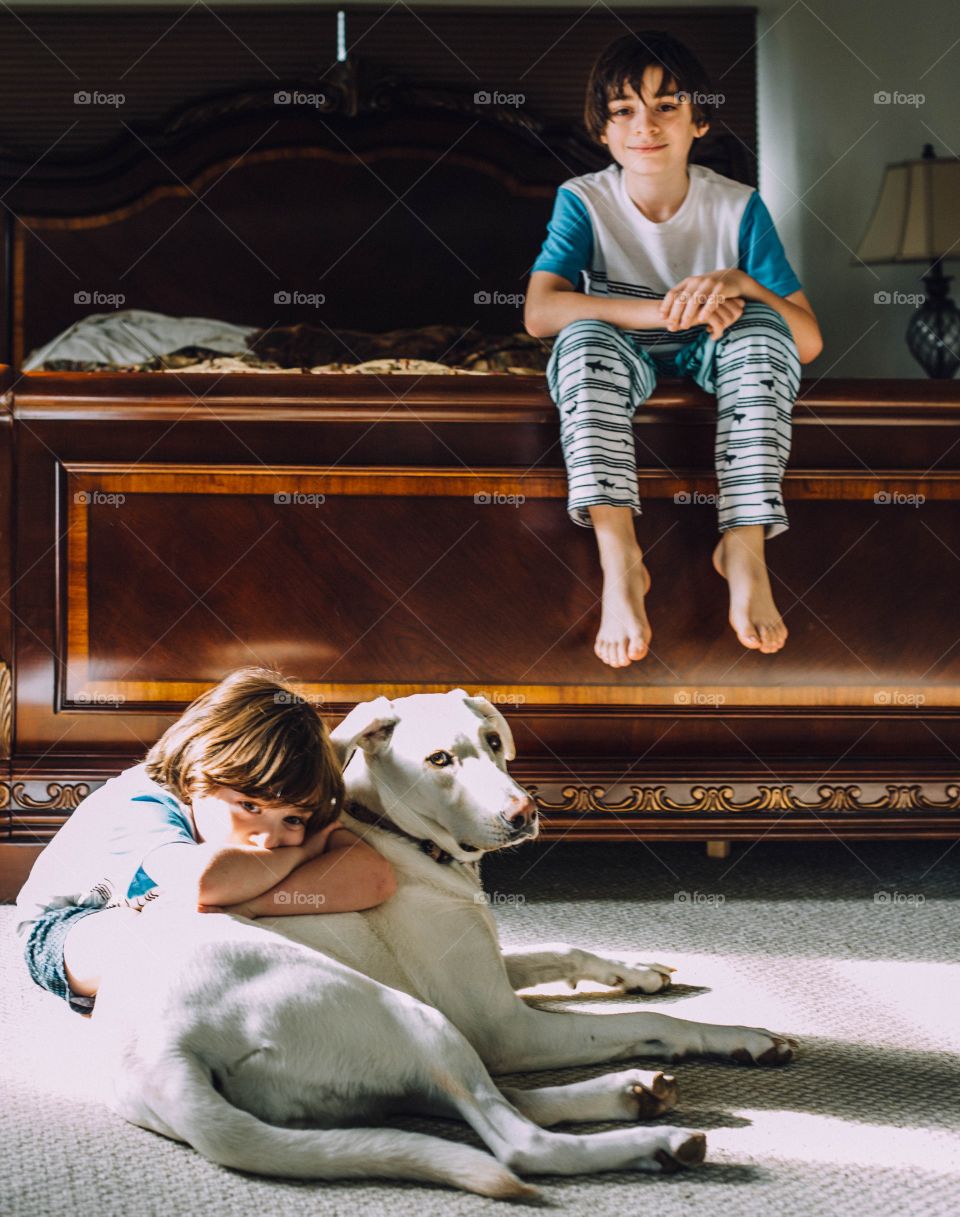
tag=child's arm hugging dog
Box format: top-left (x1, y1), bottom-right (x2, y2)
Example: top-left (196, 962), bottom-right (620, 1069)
top-left (15, 667), bottom-right (396, 1015)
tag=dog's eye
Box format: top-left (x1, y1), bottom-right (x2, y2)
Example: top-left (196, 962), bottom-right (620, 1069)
top-left (427, 751), bottom-right (454, 768)
top-left (487, 733), bottom-right (502, 753)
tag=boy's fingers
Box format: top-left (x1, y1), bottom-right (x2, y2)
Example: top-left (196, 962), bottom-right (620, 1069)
top-left (678, 302), bottom-right (700, 329)
top-left (708, 299), bottom-right (743, 338)
top-left (677, 291), bottom-right (702, 328)
top-left (693, 297), bottom-right (720, 326)
top-left (663, 280), bottom-right (694, 326)
top-left (671, 288), bottom-right (695, 324)
top-left (680, 281), bottom-right (715, 329)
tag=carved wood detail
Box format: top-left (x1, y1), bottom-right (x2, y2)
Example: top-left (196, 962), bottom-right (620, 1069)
top-left (9, 782), bottom-right (92, 811)
top-left (0, 662), bottom-right (10, 759)
top-left (527, 782), bottom-right (960, 815)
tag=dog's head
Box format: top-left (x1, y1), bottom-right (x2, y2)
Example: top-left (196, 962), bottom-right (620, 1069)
top-left (330, 689), bottom-right (538, 860)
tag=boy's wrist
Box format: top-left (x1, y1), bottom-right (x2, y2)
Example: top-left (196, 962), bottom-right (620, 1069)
top-left (626, 298), bottom-right (675, 330)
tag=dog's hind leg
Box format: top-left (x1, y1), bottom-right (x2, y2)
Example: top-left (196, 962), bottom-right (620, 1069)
top-left (499, 1069), bottom-right (678, 1124)
top-left (220, 978), bottom-right (707, 1181)
top-left (126, 1048), bottom-right (535, 1199)
top-left (429, 1064), bottom-right (705, 1178)
top-left (376, 1003), bottom-right (706, 1177)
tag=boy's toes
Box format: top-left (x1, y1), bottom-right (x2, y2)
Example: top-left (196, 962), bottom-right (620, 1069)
top-left (759, 622), bottom-right (786, 653)
top-left (596, 635), bottom-right (630, 668)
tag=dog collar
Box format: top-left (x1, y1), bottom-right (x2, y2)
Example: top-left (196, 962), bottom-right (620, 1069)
top-left (344, 798), bottom-right (459, 866)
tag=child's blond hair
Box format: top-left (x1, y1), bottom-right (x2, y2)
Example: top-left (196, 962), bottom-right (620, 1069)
top-left (145, 667), bottom-right (343, 833)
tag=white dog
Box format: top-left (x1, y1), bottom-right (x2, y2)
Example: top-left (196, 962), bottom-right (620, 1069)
top-left (91, 690), bottom-right (797, 1198)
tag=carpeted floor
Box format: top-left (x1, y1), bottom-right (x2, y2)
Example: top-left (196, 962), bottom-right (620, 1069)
top-left (3, 838), bottom-right (959, 1216)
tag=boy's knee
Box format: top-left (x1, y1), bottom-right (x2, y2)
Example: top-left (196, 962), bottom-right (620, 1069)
top-left (552, 317), bottom-right (624, 354)
top-left (557, 317), bottom-right (621, 339)
top-left (734, 300), bottom-right (796, 345)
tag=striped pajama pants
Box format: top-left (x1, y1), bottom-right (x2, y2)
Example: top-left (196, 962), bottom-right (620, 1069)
top-left (546, 301), bottom-right (802, 538)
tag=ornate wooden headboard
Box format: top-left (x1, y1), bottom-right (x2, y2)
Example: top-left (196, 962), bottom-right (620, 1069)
top-left (2, 51), bottom-right (756, 369)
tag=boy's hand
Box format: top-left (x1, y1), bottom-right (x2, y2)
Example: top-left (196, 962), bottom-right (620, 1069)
top-left (702, 296), bottom-right (745, 340)
top-left (660, 269), bottom-right (745, 332)
top-left (300, 818), bottom-right (344, 859)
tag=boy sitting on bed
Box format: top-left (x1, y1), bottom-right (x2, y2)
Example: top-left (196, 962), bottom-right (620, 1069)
top-left (524, 30), bottom-right (822, 668)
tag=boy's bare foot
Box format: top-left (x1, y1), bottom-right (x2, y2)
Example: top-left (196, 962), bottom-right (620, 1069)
top-left (712, 528), bottom-right (787, 654)
top-left (596, 559), bottom-right (652, 668)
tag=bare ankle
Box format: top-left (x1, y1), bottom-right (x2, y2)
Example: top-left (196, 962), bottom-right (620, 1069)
top-left (600, 545), bottom-right (644, 577)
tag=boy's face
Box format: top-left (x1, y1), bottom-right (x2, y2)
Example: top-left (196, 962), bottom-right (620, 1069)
top-left (600, 66), bottom-right (708, 179)
top-left (190, 785), bottom-right (311, 850)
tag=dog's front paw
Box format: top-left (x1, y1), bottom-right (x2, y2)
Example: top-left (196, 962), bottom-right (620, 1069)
top-left (729, 1028), bottom-right (799, 1066)
top-left (566, 951), bottom-right (676, 994)
top-left (620, 961), bottom-right (676, 994)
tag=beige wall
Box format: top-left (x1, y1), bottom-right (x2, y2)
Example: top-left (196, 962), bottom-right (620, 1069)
top-left (11, 1), bottom-right (960, 377)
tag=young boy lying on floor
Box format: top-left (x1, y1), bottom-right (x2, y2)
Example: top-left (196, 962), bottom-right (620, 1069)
top-left (15, 667), bottom-right (396, 1015)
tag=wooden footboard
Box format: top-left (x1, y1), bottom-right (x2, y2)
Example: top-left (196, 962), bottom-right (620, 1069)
top-left (1, 366), bottom-right (958, 892)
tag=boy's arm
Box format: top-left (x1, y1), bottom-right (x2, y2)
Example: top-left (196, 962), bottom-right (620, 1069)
top-left (142, 819), bottom-right (343, 908)
top-left (659, 269), bottom-right (823, 364)
top-left (210, 829), bottom-right (397, 918)
top-left (524, 272), bottom-right (742, 342)
top-left (524, 271), bottom-right (668, 338)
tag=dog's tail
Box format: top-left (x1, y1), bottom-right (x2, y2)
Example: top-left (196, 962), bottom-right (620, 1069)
top-left (135, 1051), bottom-right (537, 1200)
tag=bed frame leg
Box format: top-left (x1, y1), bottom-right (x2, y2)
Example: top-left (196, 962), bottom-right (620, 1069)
top-left (705, 839), bottom-right (730, 860)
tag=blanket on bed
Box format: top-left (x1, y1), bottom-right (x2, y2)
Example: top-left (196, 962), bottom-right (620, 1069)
top-left (27, 311), bottom-right (551, 375)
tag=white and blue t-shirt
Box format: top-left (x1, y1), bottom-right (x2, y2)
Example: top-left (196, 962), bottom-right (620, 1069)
top-left (532, 162), bottom-right (801, 348)
top-left (15, 762), bottom-right (197, 939)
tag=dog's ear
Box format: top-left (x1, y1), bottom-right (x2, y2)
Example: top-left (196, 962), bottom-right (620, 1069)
top-left (329, 697), bottom-right (399, 766)
top-left (461, 691), bottom-right (516, 762)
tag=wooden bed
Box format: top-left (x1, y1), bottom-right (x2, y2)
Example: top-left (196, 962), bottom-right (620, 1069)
top-left (1, 55), bottom-right (958, 894)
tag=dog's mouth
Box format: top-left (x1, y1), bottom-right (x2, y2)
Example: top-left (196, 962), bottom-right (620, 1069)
top-left (457, 818), bottom-right (539, 854)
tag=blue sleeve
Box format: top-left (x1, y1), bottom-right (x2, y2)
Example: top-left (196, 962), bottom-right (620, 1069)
top-left (121, 793), bottom-right (196, 897)
top-left (530, 188), bottom-right (593, 288)
top-left (738, 192), bottom-right (802, 297)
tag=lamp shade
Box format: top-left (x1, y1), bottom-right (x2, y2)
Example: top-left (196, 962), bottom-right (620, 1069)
top-left (856, 148), bottom-right (960, 264)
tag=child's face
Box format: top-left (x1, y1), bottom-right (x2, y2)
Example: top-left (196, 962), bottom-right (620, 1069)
top-left (600, 66), bottom-right (708, 179)
top-left (190, 786), bottom-right (311, 850)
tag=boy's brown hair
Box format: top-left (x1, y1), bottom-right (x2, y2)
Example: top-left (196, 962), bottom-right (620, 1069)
top-left (145, 667), bottom-right (343, 833)
top-left (584, 29), bottom-right (715, 146)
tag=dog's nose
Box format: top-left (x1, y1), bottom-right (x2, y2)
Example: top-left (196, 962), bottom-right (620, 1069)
top-left (502, 793), bottom-right (537, 834)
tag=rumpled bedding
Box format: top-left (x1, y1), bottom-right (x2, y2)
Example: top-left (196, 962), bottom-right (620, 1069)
top-left (23, 310), bottom-right (551, 375)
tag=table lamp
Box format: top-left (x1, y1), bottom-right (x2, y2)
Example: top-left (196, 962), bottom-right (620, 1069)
top-left (855, 144), bottom-right (960, 378)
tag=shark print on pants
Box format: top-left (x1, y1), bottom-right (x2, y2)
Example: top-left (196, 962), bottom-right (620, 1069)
top-left (545, 301), bottom-right (801, 538)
